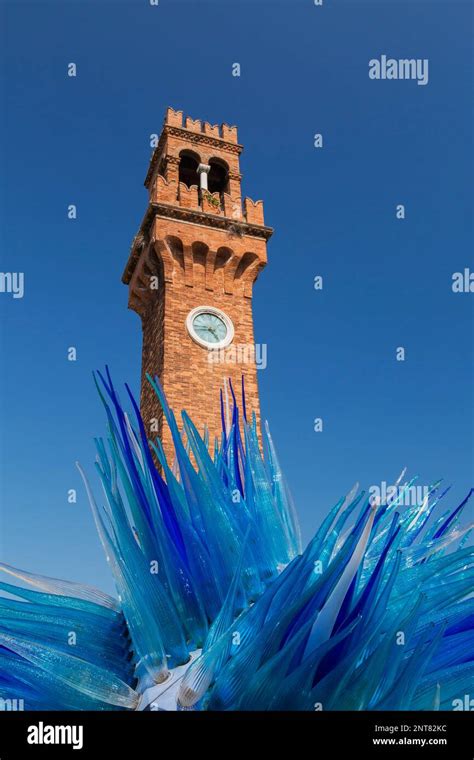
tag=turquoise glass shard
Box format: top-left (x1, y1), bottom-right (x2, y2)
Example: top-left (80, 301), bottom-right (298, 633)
top-left (0, 369), bottom-right (472, 710)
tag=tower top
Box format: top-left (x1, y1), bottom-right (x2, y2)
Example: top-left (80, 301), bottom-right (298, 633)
top-left (144, 107), bottom-right (241, 188)
top-left (122, 107), bottom-right (272, 286)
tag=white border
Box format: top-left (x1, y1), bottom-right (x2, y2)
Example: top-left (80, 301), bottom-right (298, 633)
top-left (186, 305), bottom-right (234, 349)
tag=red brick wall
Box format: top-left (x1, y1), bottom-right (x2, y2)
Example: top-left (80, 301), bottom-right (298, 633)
top-left (138, 218), bottom-right (266, 461)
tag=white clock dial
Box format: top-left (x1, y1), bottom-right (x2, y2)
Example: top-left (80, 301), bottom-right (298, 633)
top-left (186, 307), bottom-right (234, 349)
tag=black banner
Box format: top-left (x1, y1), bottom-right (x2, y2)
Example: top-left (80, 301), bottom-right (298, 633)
top-left (0, 711), bottom-right (472, 757)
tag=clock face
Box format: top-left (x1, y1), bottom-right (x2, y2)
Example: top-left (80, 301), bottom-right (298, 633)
top-left (186, 306), bottom-right (234, 349)
top-left (192, 312), bottom-right (227, 344)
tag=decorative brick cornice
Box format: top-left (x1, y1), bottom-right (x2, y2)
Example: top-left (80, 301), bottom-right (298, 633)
top-left (144, 125), bottom-right (243, 188)
top-left (167, 125), bottom-right (243, 154)
top-left (122, 202), bottom-right (273, 284)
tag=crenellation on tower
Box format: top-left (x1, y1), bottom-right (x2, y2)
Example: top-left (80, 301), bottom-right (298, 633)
top-left (165, 107), bottom-right (184, 128)
top-left (221, 123), bottom-right (238, 143)
top-left (203, 121), bottom-right (220, 138)
top-left (184, 116), bottom-right (202, 133)
top-left (201, 190), bottom-right (222, 215)
top-left (243, 198), bottom-right (265, 226)
top-left (177, 182), bottom-right (199, 210)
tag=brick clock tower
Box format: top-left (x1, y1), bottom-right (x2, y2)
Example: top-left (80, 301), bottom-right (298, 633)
top-left (122, 108), bottom-right (273, 458)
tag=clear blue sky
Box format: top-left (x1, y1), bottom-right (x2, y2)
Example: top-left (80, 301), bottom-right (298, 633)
top-left (0, 0), bottom-right (472, 596)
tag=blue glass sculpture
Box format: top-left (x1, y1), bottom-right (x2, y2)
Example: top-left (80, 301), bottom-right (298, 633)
top-left (0, 369), bottom-right (472, 711)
